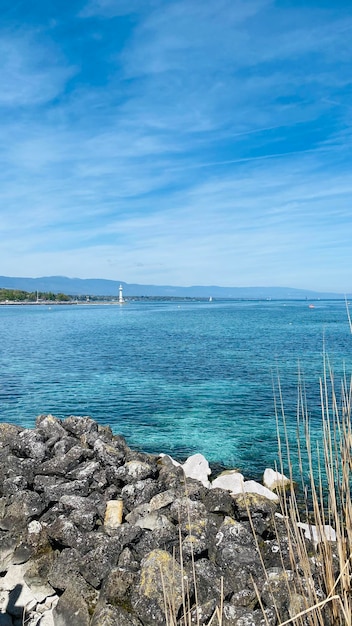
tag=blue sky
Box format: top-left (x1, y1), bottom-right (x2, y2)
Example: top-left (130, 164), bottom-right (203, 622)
top-left (1, 0), bottom-right (351, 291)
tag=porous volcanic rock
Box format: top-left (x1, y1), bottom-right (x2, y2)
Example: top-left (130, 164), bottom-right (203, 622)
top-left (0, 414), bottom-right (332, 625)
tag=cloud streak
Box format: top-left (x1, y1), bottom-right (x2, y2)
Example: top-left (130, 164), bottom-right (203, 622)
top-left (0, 0), bottom-right (351, 291)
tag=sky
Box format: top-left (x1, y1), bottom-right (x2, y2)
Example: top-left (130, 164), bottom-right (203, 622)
top-left (1, 0), bottom-right (351, 292)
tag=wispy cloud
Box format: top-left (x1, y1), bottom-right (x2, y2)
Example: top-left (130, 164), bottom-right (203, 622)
top-left (0, 30), bottom-right (76, 107)
top-left (0, 0), bottom-right (351, 291)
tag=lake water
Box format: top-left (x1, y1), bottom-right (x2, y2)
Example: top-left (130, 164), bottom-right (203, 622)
top-left (0, 300), bottom-right (350, 479)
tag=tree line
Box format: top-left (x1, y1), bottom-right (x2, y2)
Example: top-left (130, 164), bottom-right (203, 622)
top-left (0, 289), bottom-right (70, 302)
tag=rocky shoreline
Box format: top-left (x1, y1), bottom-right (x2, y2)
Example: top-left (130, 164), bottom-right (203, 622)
top-left (0, 415), bottom-right (334, 625)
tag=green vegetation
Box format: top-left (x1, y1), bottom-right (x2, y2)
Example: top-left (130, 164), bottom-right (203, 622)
top-left (0, 288), bottom-right (71, 302)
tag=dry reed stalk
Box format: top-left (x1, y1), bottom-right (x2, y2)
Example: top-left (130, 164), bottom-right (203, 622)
top-left (269, 351), bottom-right (352, 626)
top-left (344, 297), bottom-right (352, 334)
top-left (162, 348), bottom-right (351, 626)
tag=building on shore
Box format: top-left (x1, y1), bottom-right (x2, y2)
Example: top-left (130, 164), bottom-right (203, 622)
top-left (119, 284), bottom-right (124, 304)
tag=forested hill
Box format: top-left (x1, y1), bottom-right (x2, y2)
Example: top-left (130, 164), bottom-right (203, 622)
top-left (0, 275), bottom-right (343, 299)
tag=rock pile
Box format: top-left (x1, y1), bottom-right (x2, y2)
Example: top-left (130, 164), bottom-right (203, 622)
top-left (0, 415), bottom-right (332, 625)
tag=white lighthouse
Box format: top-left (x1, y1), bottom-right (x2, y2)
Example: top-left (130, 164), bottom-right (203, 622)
top-left (118, 284), bottom-right (124, 304)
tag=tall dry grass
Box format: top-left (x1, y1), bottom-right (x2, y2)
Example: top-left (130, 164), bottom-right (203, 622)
top-left (266, 349), bottom-right (351, 626)
top-left (162, 351), bottom-right (351, 626)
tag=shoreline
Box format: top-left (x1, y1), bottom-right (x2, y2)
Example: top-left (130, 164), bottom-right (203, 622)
top-left (0, 414), bottom-right (335, 626)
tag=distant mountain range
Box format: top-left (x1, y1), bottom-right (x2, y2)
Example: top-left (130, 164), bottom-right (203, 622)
top-left (0, 275), bottom-right (344, 299)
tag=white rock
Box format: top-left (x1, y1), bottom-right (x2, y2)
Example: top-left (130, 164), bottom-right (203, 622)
top-left (125, 503), bottom-right (151, 525)
top-left (211, 471), bottom-right (245, 494)
top-left (0, 589), bottom-right (9, 613)
top-left (149, 489), bottom-right (176, 512)
top-left (297, 522), bottom-right (336, 546)
top-left (243, 480), bottom-right (279, 502)
top-left (37, 610), bottom-right (55, 625)
top-left (182, 453), bottom-right (211, 488)
top-left (263, 468), bottom-right (290, 491)
top-left (274, 512), bottom-right (287, 520)
top-left (0, 563), bottom-right (28, 591)
top-left (28, 520), bottom-right (43, 535)
top-left (124, 460), bottom-right (152, 480)
top-left (135, 512), bottom-right (175, 532)
top-left (0, 564), bottom-right (38, 614)
top-left (27, 581), bottom-right (56, 605)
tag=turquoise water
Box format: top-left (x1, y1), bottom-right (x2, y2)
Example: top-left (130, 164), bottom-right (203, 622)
top-left (0, 300), bottom-right (350, 479)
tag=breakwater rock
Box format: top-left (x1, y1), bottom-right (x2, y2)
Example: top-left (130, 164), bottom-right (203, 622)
top-left (0, 415), bottom-right (328, 625)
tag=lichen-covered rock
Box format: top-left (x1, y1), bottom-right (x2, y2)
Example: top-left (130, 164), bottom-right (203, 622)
top-left (192, 559), bottom-right (225, 604)
top-left (79, 534), bottom-right (123, 588)
top-left (36, 414), bottom-right (68, 442)
top-left (149, 488), bottom-right (176, 512)
top-left (48, 548), bottom-right (81, 590)
top-left (131, 549), bottom-right (185, 626)
top-left (100, 567), bottom-right (138, 609)
top-left (105, 523), bottom-right (142, 550)
top-left (66, 460), bottom-right (102, 482)
top-left (12, 520), bottom-right (51, 566)
top-left (210, 516), bottom-right (261, 596)
top-left (0, 491), bottom-right (46, 530)
top-left (45, 479), bottom-right (91, 503)
top-left (231, 587), bottom-right (258, 609)
top-left (115, 460), bottom-right (156, 483)
top-left (121, 479), bottom-right (160, 510)
top-left (222, 605), bottom-right (276, 626)
top-left (261, 567), bottom-right (294, 614)
top-left (169, 497), bottom-right (207, 532)
top-left (46, 516), bottom-right (83, 549)
top-left (93, 439), bottom-right (125, 468)
top-left (91, 603), bottom-right (142, 626)
top-left (12, 429), bottom-right (47, 461)
top-left (62, 415), bottom-right (98, 437)
top-left (23, 552), bottom-right (56, 602)
top-left (0, 422), bottom-right (23, 447)
top-left (189, 599), bottom-right (218, 625)
top-left (59, 494), bottom-right (99, 531)
top-left (36, 445), bottom-right (88, 476)
top-left (203, 487), bottom-right (237, 517)
top-left (232, 492), bottom-right (278, 537)
top-left (118, 546), bottom-right (140, 571)
top-left (156, 455), bottom-right (185, 490)
top-left (131, 526), bottom-right (178, 561)
top-left (2, 474), bottom-right (29, 495)
top-left (52, 435), bottom-right (78, 457)
top-left (0, 535), bottom-right (18, 573)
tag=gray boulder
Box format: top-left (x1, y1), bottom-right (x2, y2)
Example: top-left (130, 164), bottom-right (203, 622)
top-left (52, 586), bottom-right (90, 626)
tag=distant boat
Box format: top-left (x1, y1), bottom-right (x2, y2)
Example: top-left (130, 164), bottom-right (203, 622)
top-left (209, 296), bottom-right (213, 302)
top-left (308, 304), bottom-right (315, 309)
